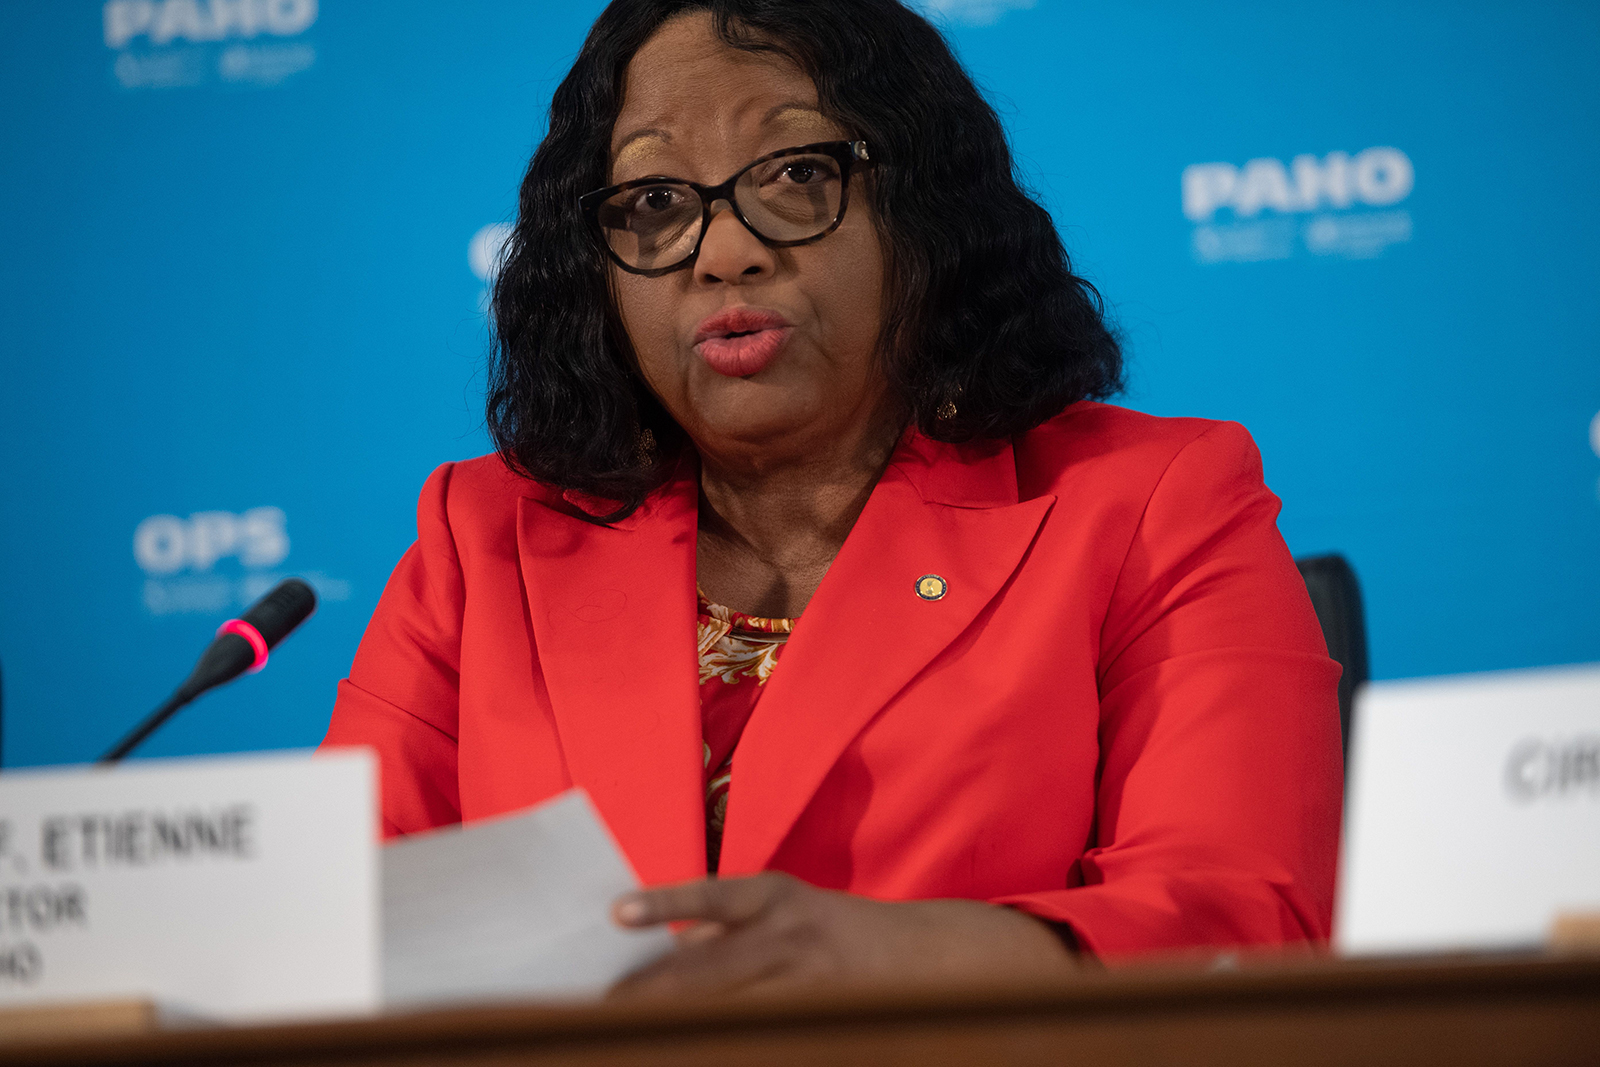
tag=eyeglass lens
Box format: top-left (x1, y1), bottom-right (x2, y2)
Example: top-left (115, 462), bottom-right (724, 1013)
top-left (594, 151), bottom-right (846, 271)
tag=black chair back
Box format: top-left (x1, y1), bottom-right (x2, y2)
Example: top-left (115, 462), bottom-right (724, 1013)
top-left (1295, 554), bottom-right (1369, 766)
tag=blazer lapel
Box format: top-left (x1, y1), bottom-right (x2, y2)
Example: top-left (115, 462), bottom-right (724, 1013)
top-left (515, 464), bottom-right (706, 886)
top-left (717, 435), bottom-right (1056, 875)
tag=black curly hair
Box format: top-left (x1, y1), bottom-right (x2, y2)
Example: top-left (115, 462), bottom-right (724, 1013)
top-left (487, 0), bottom-right (1123, 520)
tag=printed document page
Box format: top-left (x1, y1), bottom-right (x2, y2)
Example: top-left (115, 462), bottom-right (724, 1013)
top-left (382, 790), bottom-right (672, 1007)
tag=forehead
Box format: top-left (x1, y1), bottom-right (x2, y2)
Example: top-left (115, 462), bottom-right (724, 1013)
top-left (611, 13), bottom-right (838, 168)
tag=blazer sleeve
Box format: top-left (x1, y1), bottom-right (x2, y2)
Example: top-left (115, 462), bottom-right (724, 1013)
top-left (321, 463), bottom-right (464, 838)
top-left (997, 421), bottom-right (1343, 958)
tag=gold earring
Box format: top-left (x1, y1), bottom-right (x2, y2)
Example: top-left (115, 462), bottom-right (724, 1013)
top-left (633, 427), bottom-right (657, 468)
top-left (936, 399), bottom-right (958, 421)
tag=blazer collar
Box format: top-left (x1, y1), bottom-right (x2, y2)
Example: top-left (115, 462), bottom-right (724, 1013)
top-left (716, 435), bottom-right (1052, 873)
top-left (556, 430), bottom-right (1022, 520)
top-left (881, 430), bottom-right (1020, 509)
top-left (518, 456), bottom-right (707, 887)
top-left (520, 434), bottom-right (1052, 881)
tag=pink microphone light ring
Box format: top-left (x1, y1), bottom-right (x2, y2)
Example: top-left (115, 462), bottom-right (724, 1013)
top-left (217, 618), bottom-right (270, 673)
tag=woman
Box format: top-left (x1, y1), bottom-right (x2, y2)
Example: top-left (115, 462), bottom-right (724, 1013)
top-left (323, 0), bottom-right (1342, 996)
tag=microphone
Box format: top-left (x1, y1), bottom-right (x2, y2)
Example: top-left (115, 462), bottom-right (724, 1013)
top-left (99, 578), bottom-right (318, 764)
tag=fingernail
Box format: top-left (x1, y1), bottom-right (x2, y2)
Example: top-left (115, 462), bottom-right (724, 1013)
top-left (615, 897), bottom-right (647, 924)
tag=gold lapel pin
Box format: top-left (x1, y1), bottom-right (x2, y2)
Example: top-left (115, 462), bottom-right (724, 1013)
top-left (915, 574), bottom-right (948, 601)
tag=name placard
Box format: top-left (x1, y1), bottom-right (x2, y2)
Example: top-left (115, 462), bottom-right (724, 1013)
top-left (0, 749), bottom-right (378, 1021)
top-left (1337, 663), bottom-right (1600, 955)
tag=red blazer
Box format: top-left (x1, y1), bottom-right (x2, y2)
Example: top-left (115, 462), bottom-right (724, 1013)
top-left (323, 402), bottom-right (1342, 959)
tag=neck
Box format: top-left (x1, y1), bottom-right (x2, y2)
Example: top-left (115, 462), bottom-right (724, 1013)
top-left (694, 416), bottom-right (903, 618)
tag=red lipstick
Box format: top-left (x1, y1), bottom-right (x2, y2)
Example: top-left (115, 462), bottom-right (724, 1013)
top-left (692, 307), bottom-right (794, 378)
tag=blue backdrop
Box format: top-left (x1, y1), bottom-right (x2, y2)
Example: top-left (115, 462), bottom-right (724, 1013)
top-left (2, 0), bottom-right (1596, 768)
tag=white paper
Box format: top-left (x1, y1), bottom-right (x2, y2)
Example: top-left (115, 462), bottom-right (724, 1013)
top-left (1337, 663), bottom-right (1600, 955)
top-left (0, 749), bottom-right (379, 1021)
top-left (381, 790), bottom-right (672, 1008)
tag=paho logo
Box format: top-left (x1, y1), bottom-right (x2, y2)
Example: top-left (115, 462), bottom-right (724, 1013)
top-left (912, 0), bottom-right (1035, 26)
top-left (469, 223), bottom-right (513, 312)
top-left (104, 0), bottom-right (318, 90)
top-left (133, 507), bottom-right (348, 616)
top-left (1591, 409), bottom-right (1600, 501)
top-left (1182, 147), bottom-right (1415, 264)
top-left (134, 508), bottom-right (290, 575)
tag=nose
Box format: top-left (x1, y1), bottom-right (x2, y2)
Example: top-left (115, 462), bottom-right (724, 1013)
top-left (693, 199), bottom-right (774, 285)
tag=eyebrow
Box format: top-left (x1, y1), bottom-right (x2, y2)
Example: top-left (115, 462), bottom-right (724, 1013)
top-left (612, 102), bottom-right (829, 161)
top-left (762, 101), bottom-right (826, 126)
top-left (613, 126), bottom-right (671, 160)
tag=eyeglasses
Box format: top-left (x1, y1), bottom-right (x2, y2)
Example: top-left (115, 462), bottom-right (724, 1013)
top-left (580, 140), bottom-right (873, 277)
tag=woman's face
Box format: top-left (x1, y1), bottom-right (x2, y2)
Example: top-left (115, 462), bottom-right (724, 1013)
top-left (608, 13), bottom-right (891, 468)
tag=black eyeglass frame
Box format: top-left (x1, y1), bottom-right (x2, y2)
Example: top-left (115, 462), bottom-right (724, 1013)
top-left (579, 140), bottom-right (873, 277)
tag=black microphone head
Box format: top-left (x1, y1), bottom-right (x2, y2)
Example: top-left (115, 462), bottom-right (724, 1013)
top-left (99, 578), bottom-right (320, 763)
top-left (239, 578), bottom-right (317, 650)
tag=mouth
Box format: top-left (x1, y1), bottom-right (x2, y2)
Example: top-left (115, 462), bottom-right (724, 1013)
top-left (692, 307), bottom-right (795, 378)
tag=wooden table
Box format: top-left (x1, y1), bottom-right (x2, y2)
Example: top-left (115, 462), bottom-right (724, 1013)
top-left (4, 953), bottom-right (1598, 1066)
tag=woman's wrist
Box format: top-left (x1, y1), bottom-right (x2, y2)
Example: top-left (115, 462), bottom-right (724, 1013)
top-left (610, 874), bottom-right (1080, 999)
top-left (899, 898), bottom-right (1081, 980)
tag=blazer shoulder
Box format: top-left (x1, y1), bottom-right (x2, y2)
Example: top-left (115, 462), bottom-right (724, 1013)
top-left (1014, 401), bottom-right (1260, 499)
top-left (408, 454), bottom-right (568, 556)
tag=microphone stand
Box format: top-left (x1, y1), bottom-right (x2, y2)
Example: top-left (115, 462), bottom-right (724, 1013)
top-left (98, 633), bottom-right (259, 765)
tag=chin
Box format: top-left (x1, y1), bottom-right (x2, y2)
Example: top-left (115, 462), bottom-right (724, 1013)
top-left (690, 396), bottom-right (826, 451)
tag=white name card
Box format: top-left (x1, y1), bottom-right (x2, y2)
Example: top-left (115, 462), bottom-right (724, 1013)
top-left (1337, 663), bottom-right (1600, 955)
top-left (0, 749), bottom-right (378, 1021)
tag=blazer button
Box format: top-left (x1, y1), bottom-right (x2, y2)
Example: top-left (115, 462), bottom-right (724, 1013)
top-left (915, 574), bottom-right (948, 601)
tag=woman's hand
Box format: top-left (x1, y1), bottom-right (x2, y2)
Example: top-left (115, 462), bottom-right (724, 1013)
top-left (609, 872), bottom-right (1077, 1000)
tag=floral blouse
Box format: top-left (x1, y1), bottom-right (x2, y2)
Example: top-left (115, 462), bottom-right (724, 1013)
top-left (697, 588), bottom-right (796, 873)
